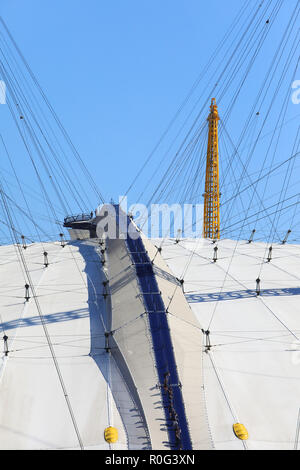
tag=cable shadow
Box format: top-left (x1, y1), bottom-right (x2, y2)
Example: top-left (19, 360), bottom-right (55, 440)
top-left (0, 307), bottom-right (89, 331)
top-left (186, 287), bottom-right (300, 303)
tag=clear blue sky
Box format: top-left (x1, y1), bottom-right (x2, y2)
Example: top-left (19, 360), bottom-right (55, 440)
top-left (0, 1), bottom-right (299, 241)
top-left (0, 0), bottom-right (251, 198)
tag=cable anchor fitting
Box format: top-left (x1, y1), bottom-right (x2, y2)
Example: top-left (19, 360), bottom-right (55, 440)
top-left (281, 230), bottom-right (291, 245)
top-left (21, 235), bottom-right (27, 250)
top-left (59, 233), bottom-right (65, 248)
top-left (104, 332), bottom-right (112, 353)
top-left (202, 329), bottom-right (211, 351)
top-left (256, 277), bottom-right (261, 296)
top-left (213, 246), bottom-right (218, 263)
top-left (43, 251), bottom-right (49, 267)
top-left (25, 283), bottom-right (30, 302)
top-left (248, 229), bottom-right (256, 244)
top-left (3, 335), bottom-right (8, 356)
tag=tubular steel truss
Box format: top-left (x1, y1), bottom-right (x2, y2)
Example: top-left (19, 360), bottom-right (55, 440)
top-left (203, 98), bottom-right (220, 240)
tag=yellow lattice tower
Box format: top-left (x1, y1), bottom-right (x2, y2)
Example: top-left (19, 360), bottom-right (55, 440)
top-left (203, 98), bottom-right (220, 240)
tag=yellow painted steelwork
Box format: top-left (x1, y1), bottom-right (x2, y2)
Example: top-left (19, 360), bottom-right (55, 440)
top-left (203, 98), bottom-right (220, 240)
top-left (104, 426), bottom-right (118, 443)
top-left (233, 423), bottom-right (249, 440)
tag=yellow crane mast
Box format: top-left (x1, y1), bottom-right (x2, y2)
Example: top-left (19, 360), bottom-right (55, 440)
top-left (203, 98), bottom-right (220, 240)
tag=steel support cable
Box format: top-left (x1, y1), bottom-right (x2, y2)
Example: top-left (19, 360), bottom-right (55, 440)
top-left (0, 184), bottom-right (33, 246)
top-left (219, 120), bottom-right (255, 193)
top-left (218, 0), bottom-right (274, 97)
top-left (1, 72), bottom-right (71, 221)
top-left (0, 61), bottom-right (73, 215)
top-left (180, 183), bottom-right (300, 245)
top-left (157, 122), bottom-right (206, 204)
top-left (0, 161), bottom-right (65, 217)
top-left (173, 151), bottom-right (300, 241)
top-left (145, 121), bottom-right (207, 208)
top-left (219, 25), bottom-right (300, 235)
top-left (218, 0), bottom-right (300, 200)
top-left (219, 133), bottom-right (247, 222)
top-left (216, 0), bottom-right (279, 137)
top-left (165, 123), bottom-right (207, 199)
top-left (121, 0), bottom-right (253, 201)
top-left (221, 195), bottom-right (300, 236)
top-left (271, 126), bottom-right (300, 237)
top-left (23, 117), bottom-right (73, 215)
top-left (220, 140), bottom-right (249, 221)
top-left (186, 241), bottom-right (300, 340)
top-left (207, 198), bottom-right (299, 332)
top-left (0, 134), bottom-right (48, 247)
top-left (180, 136), bottom-right (207, 205)
top-left (14, 109), bottom-right (74, 219)
top-left (0, 221), bottom-right (30, 243)
top-left (209, 335), bottom-right (299, 348)
top-left (191, 0), bottom-right (267, 124)
top-left (253, 37), bottom-right (300, 231)
top-left (185, 140), bottom-right (207, 207)
top-left (258, 296), bottom-right (300, 342)
top-left (14, 128), bottom-right (62, 242)
top-left (219, 120), bottom-right (287, 237)
top-left (218, 114), bottom-right (300, 198)
top-left (166, 157), bottom-right (198, 206)
top-left (215, 29), bottom-right (300, 242)
top-left (3, 89), bottom-right (63, 229)
top-left (141, 1), bottom-right (286, 248)
top-left (258, 136), bottom-right (300, 269)
top-left (207, 351), bottom-right (247, 449)
top-left (140, 129), bottom-right (207, 258)
top-left (267, 126), bottom-right (300, 241)
top-left (153, 125), bottom-right (241, 260)
top-left (220, 151), bottom-right (300, 211)
top-left (217, 0), bottom-right (277, 106)
top-left (205, 0), bottom-right (267, 114)
top-left (165, 235), bottom-right (207, 313)
top-left (135, 0), bottom-right (276, 218)
top-left (236, 113), bottom-right (300, 157)
top-left (0, 192), bottom-right (31, 243)
top-left (136, 0), bottom-right (258, 206)
top-left (0, 196), bottom-right (29, 359)
top-left (174, 145), bottom-right (201, 204)
top-left (264, 258), bottom-right (300, 282)
top-left (0, 187), bottom-right (84, 448)
top-left (219, 0), bottom-right (283, 123)
top-left (0, 44), bottom-right (88, 213)
top-left (188, 144), bottom-right (207, 205)
top-left (158, 124), bottom-right (207, 205)
top-left (252, 1), bottom-right (300, 114)
top-left (0, 33), bottom-right (93, 211)
top-left (0, 18), bottom-right (104, 205)
top-left (0, 197), bottom-right (27, 282)
top-left (253, 51), bottom-right (300, 272)
top-left (222, 0), bottom-right (289, 127)
top-left (134, 1), bottom-right (267, 210)
top-left (207, 201), bottom-right (299, 329)
top-left (290, 193), bottom-right (300, 234)
top-left (1, 191), bottom-right (52, 240)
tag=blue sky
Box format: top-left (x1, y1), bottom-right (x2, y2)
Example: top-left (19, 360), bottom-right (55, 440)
top-left (0, 1), bottom-right (299, 241)
top-left (0, 1), bottom-right (251, 197)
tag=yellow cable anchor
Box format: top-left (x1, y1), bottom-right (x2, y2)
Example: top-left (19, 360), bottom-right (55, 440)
top-left (233, 423), bottom-right (249, 440)
top-left (104, 426), bottom-right (118, 443)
